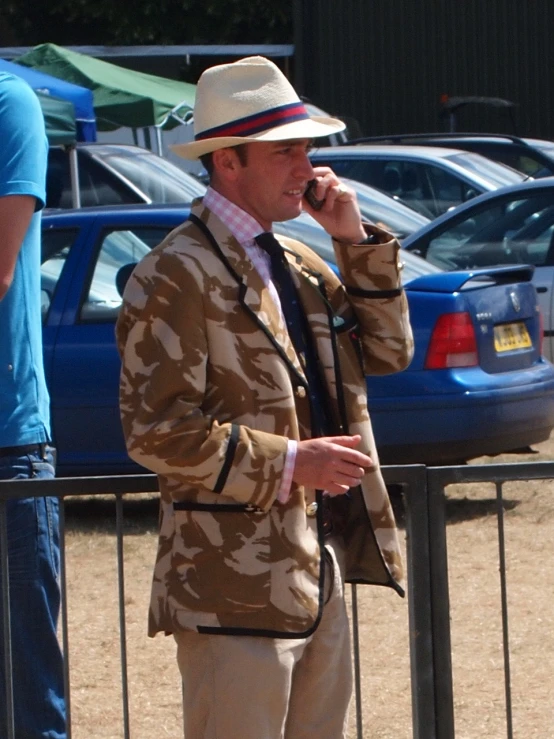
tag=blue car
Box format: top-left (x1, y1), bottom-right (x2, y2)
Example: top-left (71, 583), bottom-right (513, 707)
top-left (41, 204), bottom-right (554, 475)
top-left (402, 177), bottom-right (554, 364)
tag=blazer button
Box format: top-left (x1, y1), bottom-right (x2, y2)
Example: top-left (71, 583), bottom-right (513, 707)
top-left (295, 386), bottom-right (307, 398)
top-left (306, 502), bottom-right (318, 517)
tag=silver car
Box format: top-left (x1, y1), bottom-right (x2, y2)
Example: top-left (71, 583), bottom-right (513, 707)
top-left (310, 144), bottom-right (526, 219)
top-left (46, 143), bottom-right (206, 209)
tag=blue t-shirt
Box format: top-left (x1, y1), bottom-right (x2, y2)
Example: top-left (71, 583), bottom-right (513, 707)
top-left (0, 72), bottom-right (50, 446)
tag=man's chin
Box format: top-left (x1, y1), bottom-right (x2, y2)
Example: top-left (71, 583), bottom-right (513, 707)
top-left (275, 205), bottom-right (303, 223)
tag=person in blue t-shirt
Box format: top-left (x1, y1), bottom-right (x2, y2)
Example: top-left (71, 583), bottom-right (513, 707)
top-left (0, 72), bottom-right (66, 739)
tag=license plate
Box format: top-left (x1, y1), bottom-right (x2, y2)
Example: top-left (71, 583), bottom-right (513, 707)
top-left (494, 322), bottom-right (532, 352)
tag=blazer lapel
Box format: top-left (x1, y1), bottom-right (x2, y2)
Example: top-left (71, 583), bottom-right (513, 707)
top-left (193, 202), bottom-right (307, 382)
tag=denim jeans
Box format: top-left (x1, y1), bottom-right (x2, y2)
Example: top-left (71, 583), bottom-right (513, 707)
top-left (0, 446), bottom-right (66, 739)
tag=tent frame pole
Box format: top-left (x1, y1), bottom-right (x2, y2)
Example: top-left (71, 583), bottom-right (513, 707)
top-left (67, 146), bottom-right (81, 208)
top-left (155, 127), bottom-right (163, 156)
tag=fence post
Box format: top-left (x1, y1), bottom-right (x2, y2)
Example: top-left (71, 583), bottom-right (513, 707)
top-left (426, 471), bottom-right (455, 738)
top-left (400, 466), bottom-right (440, 739)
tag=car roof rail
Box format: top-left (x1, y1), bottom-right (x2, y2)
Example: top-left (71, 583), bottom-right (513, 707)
top-left (345, 132), bottom-right (530, 147)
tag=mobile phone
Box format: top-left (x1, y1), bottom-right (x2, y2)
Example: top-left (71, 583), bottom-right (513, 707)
top-left (304, 179), bottom-right (326, 211)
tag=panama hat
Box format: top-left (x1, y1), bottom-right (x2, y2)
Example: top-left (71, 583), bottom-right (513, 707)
top-left (171, 56), bottom-right (346, 160)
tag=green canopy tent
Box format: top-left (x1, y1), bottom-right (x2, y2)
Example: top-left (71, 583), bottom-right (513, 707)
top-left (16, 43), bottom-right (196, 153)
top-left (36, 90), bottom-right (76, 145)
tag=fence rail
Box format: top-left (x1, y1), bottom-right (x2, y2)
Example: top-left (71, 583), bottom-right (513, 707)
top-left (421, 460), bottom-right (554, 739)
top-left (1, 461), bottom-right (553, 738)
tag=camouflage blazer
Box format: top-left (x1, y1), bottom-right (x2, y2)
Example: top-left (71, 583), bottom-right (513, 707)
top-left (116, 199), bottom-right (414, 639)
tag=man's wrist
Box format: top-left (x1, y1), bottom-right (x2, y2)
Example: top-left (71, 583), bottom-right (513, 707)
top-left (332, 223), bottom-right (376, 245)
top-left (356, 233), bottom-right (379, 245)
top-left (276, 439), bottom-right (297, 504)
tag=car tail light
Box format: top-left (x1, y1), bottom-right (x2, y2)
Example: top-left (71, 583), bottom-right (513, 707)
top-left (425, 312), bottom-right (478, 369)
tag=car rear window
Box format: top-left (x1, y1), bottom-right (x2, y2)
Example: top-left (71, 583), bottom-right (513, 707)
top-left (446, 152), bottom-right (526, 186)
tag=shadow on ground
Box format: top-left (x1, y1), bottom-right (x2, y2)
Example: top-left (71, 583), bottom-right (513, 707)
top-left (388, 485), bottom-right (520, 528)
top-left (443, 496), bottom-right (519, 524)
top-left (64, 495), bottom-right (159, 535)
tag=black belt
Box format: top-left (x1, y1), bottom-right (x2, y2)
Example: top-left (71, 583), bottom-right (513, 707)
top-left (0, 443), bottom-right (47, 458)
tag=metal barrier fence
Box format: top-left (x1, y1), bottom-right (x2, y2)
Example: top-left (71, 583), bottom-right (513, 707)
top-left (1, 461), bottom-right (553, 738)
top-left (0, 473), bottom-right (158, 739)
top-left (401, 460), bottom-right (554, 739)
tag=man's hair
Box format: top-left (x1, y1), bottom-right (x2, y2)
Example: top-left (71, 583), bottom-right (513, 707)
top-left (199, 144), bottom-right (249, 180)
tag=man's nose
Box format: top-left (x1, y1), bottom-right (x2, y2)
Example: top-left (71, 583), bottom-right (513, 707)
top-left (296, 151), bottom-right (314, 179)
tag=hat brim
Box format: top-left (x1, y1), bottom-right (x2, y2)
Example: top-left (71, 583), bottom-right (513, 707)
top-left (170, 115), bottom-right (346, 160)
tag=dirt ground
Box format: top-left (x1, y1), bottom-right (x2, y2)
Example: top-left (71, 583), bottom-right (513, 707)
top-left (62, 435), bottom-right (554, 738)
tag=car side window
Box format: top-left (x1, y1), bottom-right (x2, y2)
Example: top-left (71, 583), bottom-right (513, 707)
top-left (80, 227), bottom-right (171, 322)
top-left (343, 161), bottom-right (445, 219)
top-left (422, 164), bottom-right (476, 214)
top-left (338, 160), bottom-right (396, 194)
top-left (77, 159), bottom-right (137, 208)
top-left (381, 163), bottom-right (441, 219)
top-left (47, 148), bottom-right (138, 208)
top-left (425, 194), bottom-right (554, 269)
top-left (401, 164), bottom-right (436, 216)
top-left (311, 158), bottom-right (356, 180)
top-left (41, 228), bottom-right (80, 321)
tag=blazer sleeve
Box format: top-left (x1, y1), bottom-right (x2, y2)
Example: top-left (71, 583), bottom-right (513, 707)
top-left (115, 245), bottom-right (288, 512)
top-left (331, 224), bottom-right (414, 375)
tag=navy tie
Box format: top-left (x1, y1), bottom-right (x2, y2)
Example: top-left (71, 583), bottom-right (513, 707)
top-left (255, 232), bottom-right (351, 535)
top-left (255, 232), bottom-right (306, 361)
top-left (255, 232), bottom-right (353, 536)
top-left (255, 232), bottom-right (333, 437)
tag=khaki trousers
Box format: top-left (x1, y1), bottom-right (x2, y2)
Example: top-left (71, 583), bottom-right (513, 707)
top-left (174, 541), bottom-right (353, 739)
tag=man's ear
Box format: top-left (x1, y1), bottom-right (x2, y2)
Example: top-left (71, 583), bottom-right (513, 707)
top-left (212, 148), bottom-right (241, 183)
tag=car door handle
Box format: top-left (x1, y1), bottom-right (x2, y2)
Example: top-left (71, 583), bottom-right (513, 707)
top-left (536, 286), bottom-right (548, 293)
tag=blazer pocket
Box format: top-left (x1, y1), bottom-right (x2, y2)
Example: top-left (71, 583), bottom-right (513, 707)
top-left (333, 312), bottom-right (358, 334)
top-left (334, 315), bottom-right (364, 373)
top-left (170, 506), bottom-right (271, 615)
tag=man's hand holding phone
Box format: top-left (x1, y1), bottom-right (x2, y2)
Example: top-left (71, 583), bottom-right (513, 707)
top-left (303, 168), bottom-right (367, 244)
top-left (303, 178), bottom-right (327, 211)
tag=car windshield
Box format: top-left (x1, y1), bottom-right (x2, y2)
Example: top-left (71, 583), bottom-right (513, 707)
top-left (445, 152), bottom-right (526, 187)
top-left (92, 148), bottom-right (207, 203)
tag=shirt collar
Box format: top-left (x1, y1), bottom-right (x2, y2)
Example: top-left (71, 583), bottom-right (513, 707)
top-left (203, 186), bottom-right (266, 244)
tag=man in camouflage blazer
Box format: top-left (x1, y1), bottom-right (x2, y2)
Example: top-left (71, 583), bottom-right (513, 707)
top-left (116, 56), bottom-right (413, 738)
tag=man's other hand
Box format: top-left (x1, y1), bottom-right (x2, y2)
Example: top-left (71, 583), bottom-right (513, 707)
top-left (293, 434), bottom-right (373, 496)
